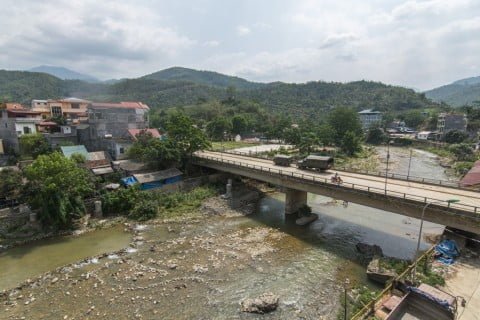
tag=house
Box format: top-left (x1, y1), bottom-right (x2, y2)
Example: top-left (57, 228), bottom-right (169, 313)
top-left (121, 168), bottom-right (183, 190)
top-left (31, 98), bottom-right (90, 122)
top-left (127, 128), bottom-right (162, 140)
top-left (0, 103), bottom-right (42, 152)
top-left (437, 113), bottom-right (467, 136)
top-left (358, 109), bottom-right (382, 130)
top-left (85, 101), bottom-right (150, 160)
top-left (416, 131), bottom-right (432, 140)
top-left (61, 145), bottom-right (113, 175)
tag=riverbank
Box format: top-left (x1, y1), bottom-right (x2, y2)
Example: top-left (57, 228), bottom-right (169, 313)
top-left (0, 194), bottom-right (345, 319)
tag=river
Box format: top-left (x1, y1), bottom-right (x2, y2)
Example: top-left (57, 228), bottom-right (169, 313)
top-left (0, 147), bottom-right (457, 318)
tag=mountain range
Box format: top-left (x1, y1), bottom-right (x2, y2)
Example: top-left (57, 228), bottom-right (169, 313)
top-left (1, 66), bottom-right (440, 118)
top-left (425, 76), bottom-right (480, 107)
top-left (28, 65), bottom-right (99, 83)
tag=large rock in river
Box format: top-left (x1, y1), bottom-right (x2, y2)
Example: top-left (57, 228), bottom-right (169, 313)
top-left (356, 242), bottom-right (383, 257)
top-left (366, 257), bottom-right (397, 285)
top-left (241, 292), bottom-right (279, 314)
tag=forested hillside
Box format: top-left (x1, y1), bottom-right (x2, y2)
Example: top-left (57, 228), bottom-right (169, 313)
top-left (0, 70), bottom-right (65, 102)
top-left (0, 68), bottom-right (441, 119)
top-left (425, 81), bottom-right (480, 107)
top-left (142, 67), bottom-right (264, 90)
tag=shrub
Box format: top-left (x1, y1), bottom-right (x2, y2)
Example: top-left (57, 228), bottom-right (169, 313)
top-left (129, 199), bottom-right (157, 221)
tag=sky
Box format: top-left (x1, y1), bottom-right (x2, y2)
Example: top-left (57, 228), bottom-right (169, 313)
top-left (1, 0), bottom-right (479, 90)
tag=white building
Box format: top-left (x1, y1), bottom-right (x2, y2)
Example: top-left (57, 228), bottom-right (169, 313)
top-left (416, 131), bottom-right (432, 140)
top-left (358, 109), bottom-right (382, 130)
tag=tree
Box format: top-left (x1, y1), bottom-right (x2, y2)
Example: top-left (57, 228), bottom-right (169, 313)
top-left (19, 133), bottom-right (50, 158)
top-left (231, 115), bottom-right (249, 135)
top-left (284, 127), bottom-right (301, 145)
top-left (317, 124), bottom-right (335, 146)
top-left (365, 125), bottom-right (386, 145)
top-left (327, 107), bottom-right (363, 145)
top-left (402, 110), bottom-right (426, 129)
top-left (206, 116), bottom-right (232, 140)
top-left (165, 112), bottom-right (210, 163)
top-left (23, 152), bottom-right (94, 229)
top-left (127, 132), bottom-right (180, 169)
top-left (341, 131), bottom-right (362, 155)
top-left (298, 132), bottom-right (319, 154)
top-left (0, 168), bottom-right (22, 199)
top-left (444, 130), bottom-right (469, 144)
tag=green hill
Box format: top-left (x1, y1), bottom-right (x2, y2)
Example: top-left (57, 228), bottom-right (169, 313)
top-left (0, 68), bottom-right (440, 117)
top-left (425, 76), bottom-right (480, 107)
top-left (142, 67), bottom-right (264, 90)
top-left (0, 70), bottom-right (65, 103)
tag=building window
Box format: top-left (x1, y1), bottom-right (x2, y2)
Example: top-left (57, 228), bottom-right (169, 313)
top-left (52, 106), bottom-right (62, 117)
top-left (71, 103), bottom-right (80, 109)
top-left (119, 147), bottom-right (125, 154)
top-left (23, 127), bottom-right (31, 134)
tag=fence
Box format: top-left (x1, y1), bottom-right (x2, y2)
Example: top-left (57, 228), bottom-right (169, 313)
top-left (194, 154), bottom-right (480, 215)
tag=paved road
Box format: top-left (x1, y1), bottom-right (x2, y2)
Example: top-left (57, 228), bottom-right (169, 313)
top-left (195, 151), bottom-right (480, 213)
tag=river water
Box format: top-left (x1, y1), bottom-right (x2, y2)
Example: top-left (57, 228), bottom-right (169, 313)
top-left (0, 225), bottom-right (131, 291)
top-left (0, 147), bottom-right (457, 318)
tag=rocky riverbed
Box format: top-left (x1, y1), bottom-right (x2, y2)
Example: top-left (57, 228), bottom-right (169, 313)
top-left (1, 196), bottom-right (347, 319)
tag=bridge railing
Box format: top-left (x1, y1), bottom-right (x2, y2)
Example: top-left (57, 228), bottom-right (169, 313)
top-left (195, 154), bottom-right (480, 215)
top-left (216, 150), bottom-right (469, 191)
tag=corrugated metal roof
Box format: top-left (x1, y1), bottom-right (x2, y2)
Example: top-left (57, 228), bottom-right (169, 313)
top-left (92, 166), bottom-right (114, 175)
top-left (460, 160), bottom-right (480, 187)
top-left (88, 151), bottom-right (108, 161)
top-left (61, 145), bottom-right (89, 159)
top-left (133, 168), bottom-right (182, 184)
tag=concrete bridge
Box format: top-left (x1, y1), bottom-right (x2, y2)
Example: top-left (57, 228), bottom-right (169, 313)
top-left (193, 151), bottom-right (480, 235)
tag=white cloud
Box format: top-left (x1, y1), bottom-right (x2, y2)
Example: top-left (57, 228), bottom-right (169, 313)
top-left (0, 0), bottom-right (479, 89)
top-left (236, 25), bottom-right (251, 36)
top-left (203, 40), bottom-right (220, 47)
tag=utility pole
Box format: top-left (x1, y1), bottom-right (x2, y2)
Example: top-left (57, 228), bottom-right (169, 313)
top-left (407, 148), bottom-right (413, 179)
top-left (384, 141), bottom-right (392, 194)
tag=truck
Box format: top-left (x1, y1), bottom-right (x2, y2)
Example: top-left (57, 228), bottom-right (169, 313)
top-left (273, 154), bottom-right (292, 166)
top-left (297, 155), bottom-right (334, 171)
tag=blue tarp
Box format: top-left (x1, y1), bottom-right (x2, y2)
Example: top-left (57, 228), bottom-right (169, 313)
top-left (435, 239), bottom-right (459, 265)
top-left (121, 176), bottom-right (138, 187)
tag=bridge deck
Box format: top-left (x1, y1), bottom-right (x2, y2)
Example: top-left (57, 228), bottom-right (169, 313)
top-left (195, 151), bottom-right (480, 215)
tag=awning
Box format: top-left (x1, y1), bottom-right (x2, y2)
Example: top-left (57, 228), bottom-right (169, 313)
top-left (133, 168), bottom-right (183, 184)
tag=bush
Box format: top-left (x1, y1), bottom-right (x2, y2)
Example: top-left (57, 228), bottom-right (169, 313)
top-left (129, 199), bottom-right (158, 221)
top-left (101, 187), bottom-right (141, 215)
top-left (449, 143), bottom-right (475, 161)
top-left (444, 130), bottom-right (468, 144)
top-left (454, 161), bottom-right (474, 176)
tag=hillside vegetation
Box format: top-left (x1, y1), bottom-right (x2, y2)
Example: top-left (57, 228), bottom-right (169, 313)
top-left (425, 76), bottom-right (480, 107)
top-left (0, 68), bottom-right (440, 118)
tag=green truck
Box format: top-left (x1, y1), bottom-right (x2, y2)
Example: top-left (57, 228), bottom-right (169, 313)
top-left (297, 155), bottom-right (334, 171)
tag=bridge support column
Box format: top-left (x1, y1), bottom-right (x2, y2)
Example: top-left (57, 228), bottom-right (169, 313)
top-left (285, 189), bottom-right (307, 215)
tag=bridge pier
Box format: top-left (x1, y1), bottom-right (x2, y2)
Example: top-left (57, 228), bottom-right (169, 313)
top-left (285, 189), bottom-right (307, 215)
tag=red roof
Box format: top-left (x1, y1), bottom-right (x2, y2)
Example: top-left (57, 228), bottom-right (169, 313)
top-left (460, 160), bottom-right (480, 187)
top-left (128, 129), bottom-right (162, 140)
top-left (90, 101), bottom-right (149, 110)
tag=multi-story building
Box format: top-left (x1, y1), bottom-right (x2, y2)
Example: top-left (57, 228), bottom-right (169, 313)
top-left (31, 98), bottom-right (90, 122)
top-left (358, 109), bottom-right (382, 130)
top-left (0, 103), bottom-right (42, 152)
top-left (83, 101), bottom-right (150, 159)
top-left (437, 113), bottom-right (467, 136)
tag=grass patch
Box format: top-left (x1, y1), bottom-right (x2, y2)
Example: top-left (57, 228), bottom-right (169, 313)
top-left (210, 141), bottom-right (260, 150)
top-left (335, 146), bottom-right (379, 171)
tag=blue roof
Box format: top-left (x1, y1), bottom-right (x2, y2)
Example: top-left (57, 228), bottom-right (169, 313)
top-left (60, 145), bottom-right (89, 159)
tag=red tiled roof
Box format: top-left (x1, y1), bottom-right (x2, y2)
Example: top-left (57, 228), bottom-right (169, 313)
top-left (128, 128), bottom-right (162, 140)
top-left (89, 101), bottom-right (149, 110)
